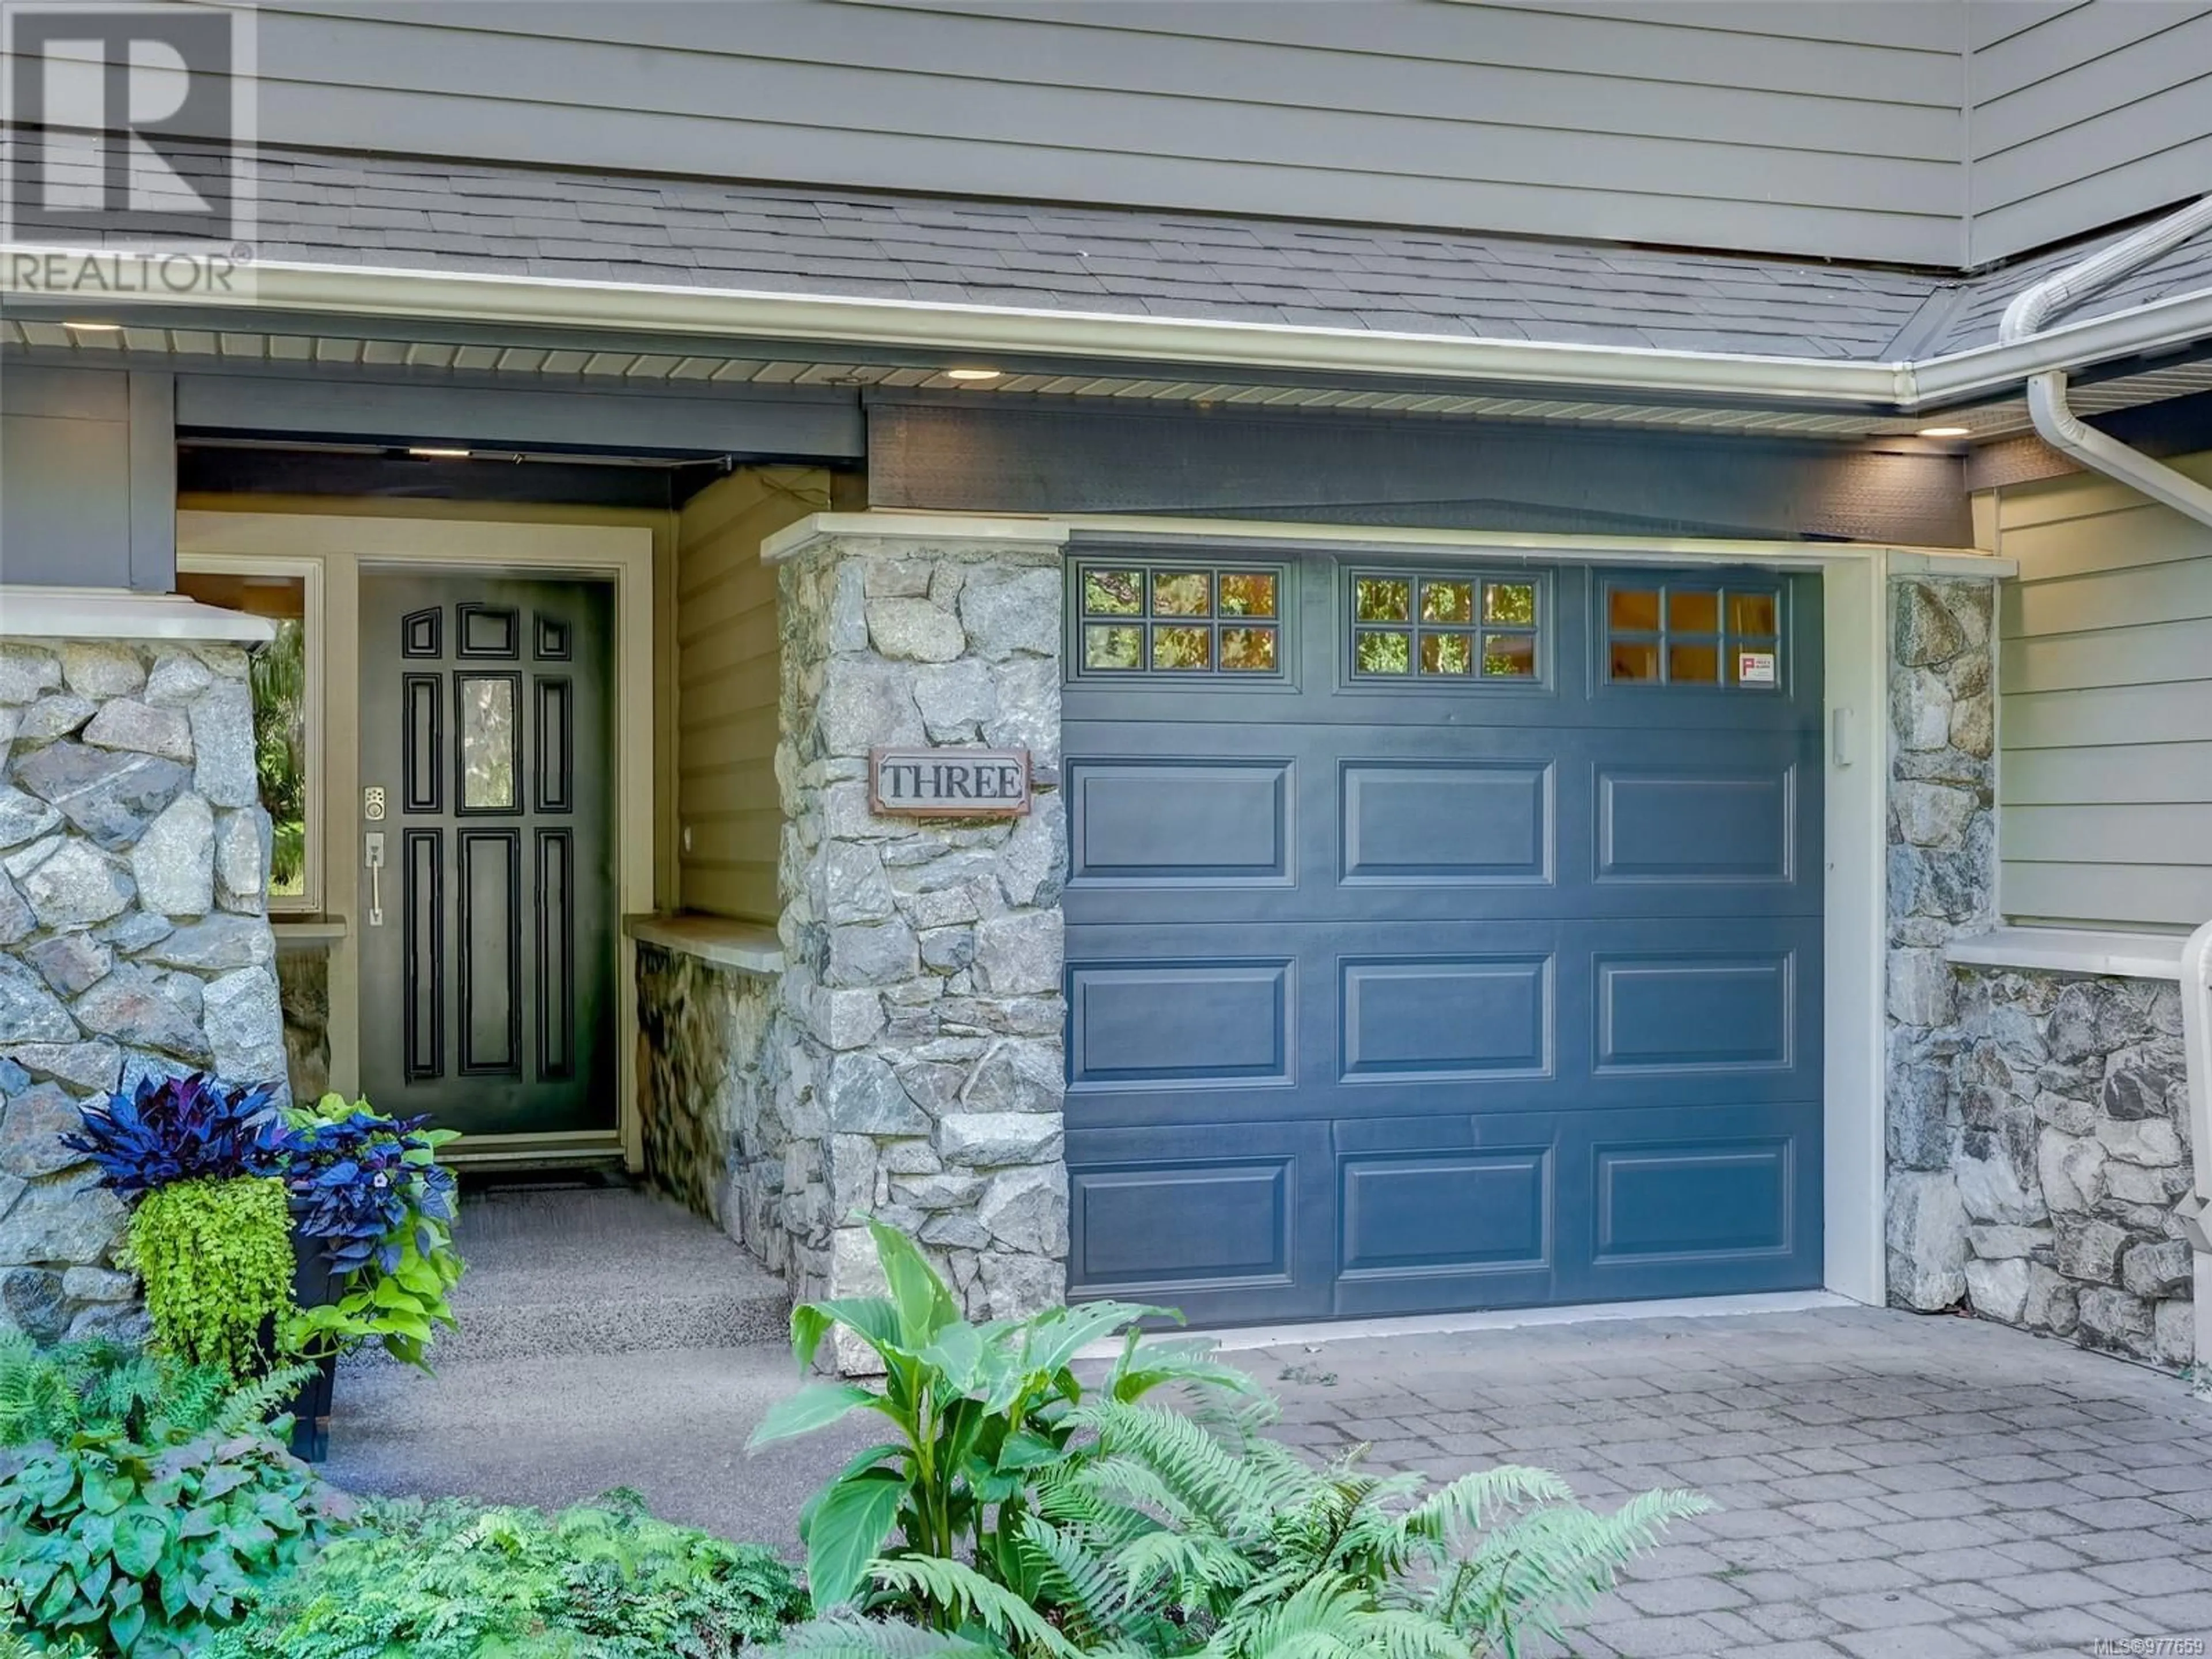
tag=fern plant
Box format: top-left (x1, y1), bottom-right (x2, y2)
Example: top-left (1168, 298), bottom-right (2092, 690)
top-left (1010, 1395), bottom-right (1710, 1659)
top-left (204, 1489), bottom-right (804, 1658)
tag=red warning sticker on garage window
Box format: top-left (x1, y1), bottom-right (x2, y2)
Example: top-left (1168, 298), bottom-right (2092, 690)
top-left (1737, 649), bottom-right (1778, 685)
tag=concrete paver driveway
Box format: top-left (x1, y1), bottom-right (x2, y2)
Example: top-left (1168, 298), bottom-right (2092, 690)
top-left (1244, 1301), bottom-right (2212, 1659)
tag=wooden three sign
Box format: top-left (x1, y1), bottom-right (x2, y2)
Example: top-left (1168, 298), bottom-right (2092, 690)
top-left (869, 747), bottom-right (1032, 817)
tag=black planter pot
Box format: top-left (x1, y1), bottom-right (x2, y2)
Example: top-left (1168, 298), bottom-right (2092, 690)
top-left (286, 1215), bottom-right (344, 1463)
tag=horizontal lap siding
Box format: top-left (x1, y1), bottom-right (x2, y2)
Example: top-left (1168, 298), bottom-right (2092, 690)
top-left (1994, 450), bottom-right (2212, 930)
top-left (213, 0), bottom-right (1964, 264)
top-left (675, 468), bottom-right (826, 922)
top-left (1967, 0), bottom-right (2212, 264)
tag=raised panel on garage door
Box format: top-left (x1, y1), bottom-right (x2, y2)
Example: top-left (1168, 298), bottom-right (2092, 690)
top-left (1062, 555), bottom-right (1823, 1324)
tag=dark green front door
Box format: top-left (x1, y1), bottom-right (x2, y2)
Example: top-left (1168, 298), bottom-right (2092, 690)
top-left (358, 572), bottom-right (616, 1142)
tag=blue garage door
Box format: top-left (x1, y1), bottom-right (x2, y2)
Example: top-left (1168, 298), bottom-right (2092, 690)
top-left (1061, 554), bottom-right (1823, 1324)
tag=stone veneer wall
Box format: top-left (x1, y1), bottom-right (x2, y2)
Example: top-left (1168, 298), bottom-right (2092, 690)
top-left (0, 638), bottom-right (285, 1343)
top-left (1883, 577), bottom-right (2197, 1368)
top-left (635, 531), bottom-right (1071, 1334)
top-left (635, 942), bottom-right (777, 1228)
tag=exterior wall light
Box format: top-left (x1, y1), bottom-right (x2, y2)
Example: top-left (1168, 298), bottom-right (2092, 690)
top-left (1916, 426), bottom-right (1972, 438)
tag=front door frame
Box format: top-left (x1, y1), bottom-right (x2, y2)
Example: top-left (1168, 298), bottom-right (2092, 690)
top-left (178, 510), bottom-right (658, 1169)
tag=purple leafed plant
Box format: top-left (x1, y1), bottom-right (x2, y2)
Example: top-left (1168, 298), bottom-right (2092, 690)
top-left (63, 1072), bottom-right (286, 1200)
top-left (281, 1109), bottom-right (458, 1275)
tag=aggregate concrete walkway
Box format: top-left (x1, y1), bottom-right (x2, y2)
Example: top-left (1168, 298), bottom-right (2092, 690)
top-left (328, 1298), bottom-right (2212, 1657)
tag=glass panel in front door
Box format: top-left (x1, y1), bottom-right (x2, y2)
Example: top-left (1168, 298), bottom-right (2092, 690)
top-left (357, 574), bottom-right (616, 1140)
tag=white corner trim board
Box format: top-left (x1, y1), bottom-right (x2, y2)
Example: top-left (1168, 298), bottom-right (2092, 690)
top-left (0, 585), bottom-right (276, 644)
top-left (2177, 921), bottom-right (2212, 1371)
top-left (1944, 927), bottom-right (2189, 982)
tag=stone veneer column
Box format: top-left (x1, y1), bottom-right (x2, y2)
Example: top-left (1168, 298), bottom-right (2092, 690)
top-left (769, 532), bottom-right (1069, 1329)
top-left (1883, 577), bottom-right (1998, 1312)
top-left (1881, 575), bottom-right (2198, 1368)
top-left (0, 635), bottom-right (285, 1343)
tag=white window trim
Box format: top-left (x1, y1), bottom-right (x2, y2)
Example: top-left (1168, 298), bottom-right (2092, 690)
top-left (174, 553), bottom-right (327, 916)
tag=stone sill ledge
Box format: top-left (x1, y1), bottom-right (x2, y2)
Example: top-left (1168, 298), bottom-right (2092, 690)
top-left (1944, 926), bottom-right (2186, 982)
top-left (0, 586), bottom-right (276, 644)
top-left (271, 917), bottom-right (349, 949)
top-left (625, 914), bottom-right (784, 976)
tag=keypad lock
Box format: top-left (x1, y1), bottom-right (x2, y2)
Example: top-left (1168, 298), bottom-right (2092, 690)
top-left (363, 785), bottom-right (387, 821)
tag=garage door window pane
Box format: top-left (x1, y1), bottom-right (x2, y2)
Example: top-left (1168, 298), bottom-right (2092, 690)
top-left (1221, 627), bottom-right (1279, 672)
top-left (1669, 643), bottom-right (1721, 684)
top-left (1419, 632), bottom-right (1472, 675)
top-left (1084, 624), bottom-right (1143, 671)
top-left (1483, 634), bottom-right (1538, 677)
top-left (1083, 570), bottom-right (1143, 616)
top-left (1485, 582), bottom-right (1537, 625)
top-left (1730, 592), bottom-right (1778, 636)
top-left (1152, 625), bottom-right (1213, 670)
top-left (1355, 578), bottom-right (1410, 623)
top-left (1420, 580), bottom-right (1474, 624)
top-left (1355, 630), bottom-right (1411, 674)
top-left (1611, 641), bottom-right (1661, 682)
top-left (1219, 573), bottom-right (1278, 618)
top-left (1609, 589), bottom-right (1662, 632)
top-left (1152, 571), bottom-right (1213, 617)
top-left (1669, 590), bottom-right (1720, 633)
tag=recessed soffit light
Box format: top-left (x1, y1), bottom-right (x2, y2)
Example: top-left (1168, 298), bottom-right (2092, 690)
top-left (1917, 425), bottom-right (1973, 438)
top-left (944, 367), bottom-right (1003, 382)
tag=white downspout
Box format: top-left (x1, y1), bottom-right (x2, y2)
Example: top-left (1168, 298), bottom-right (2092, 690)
top-left (1995, 195), bottom-right (2212, 529)
top-left (2003, 200), bottom-right (2212, 1376)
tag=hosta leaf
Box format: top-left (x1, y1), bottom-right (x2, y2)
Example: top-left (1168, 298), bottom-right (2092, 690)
top-left (107, 1600), bottom-right (145, 1653)
top-left (112, 1511), bottom-right (166, 1577)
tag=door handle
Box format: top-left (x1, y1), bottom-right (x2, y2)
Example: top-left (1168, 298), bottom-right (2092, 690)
top-left (365, 831), bottom-right (385, 927)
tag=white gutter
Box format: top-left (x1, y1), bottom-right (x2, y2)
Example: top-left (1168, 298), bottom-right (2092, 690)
top-left (1996, 195), bottom-right (2212, 527)
top-left (6, 243), bottom-right (2212, 415)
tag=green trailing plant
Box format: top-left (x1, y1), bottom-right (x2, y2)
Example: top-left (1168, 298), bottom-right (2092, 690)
top-left (747, 1218), bottom-right (1257, 1615)
top-left (123, 1175), bottom-right (295, 1380)
top-left (204, 1490), bottom-right (804, 1659)
top-left (0, 1338), bottom-right (349, 1657)
top-left (279, 1093), bottom-right (464, 1370)
top-left (760, 1238), bottom-right (1709, 1659)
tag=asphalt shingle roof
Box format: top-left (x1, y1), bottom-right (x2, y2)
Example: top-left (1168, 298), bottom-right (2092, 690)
top-left (11, 133), bottom-right (2212, 363)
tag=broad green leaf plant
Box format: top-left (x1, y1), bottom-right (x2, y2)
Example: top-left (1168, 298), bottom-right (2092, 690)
top-left (747, 1219), bottom-right (1252, 1618)
top-left (756, 1227), bottom-right (1709, 1659)
top-left (0, 1339), bottom-right (349, 1657)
